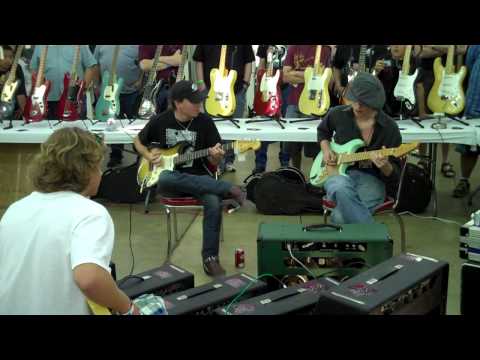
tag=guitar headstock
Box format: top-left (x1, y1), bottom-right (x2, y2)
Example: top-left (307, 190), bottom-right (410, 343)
top-left (393, 142), bottom-right (419, 157)
top-left (234, 140), bottom-right (261, 153)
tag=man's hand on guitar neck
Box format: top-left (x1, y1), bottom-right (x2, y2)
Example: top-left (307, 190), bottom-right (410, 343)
top-left (370, 146), bottom-right (393, 177)
top-left (207, 143), bottom-right (225, 166)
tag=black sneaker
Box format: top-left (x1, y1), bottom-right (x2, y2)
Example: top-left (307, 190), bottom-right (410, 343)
top-left (203, 256), bottom-right (226, 277)
top-left (453, 179), bottom-right (470, 198)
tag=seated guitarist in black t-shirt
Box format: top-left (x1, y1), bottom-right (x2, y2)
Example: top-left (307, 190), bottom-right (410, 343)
top-left (133, 80), bottom-right (245, 277)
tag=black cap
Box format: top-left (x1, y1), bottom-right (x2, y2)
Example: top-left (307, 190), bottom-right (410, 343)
top-left (345, 72), bottom-right (386, 110)
top-left (170, 80), bottom-right (208, 104)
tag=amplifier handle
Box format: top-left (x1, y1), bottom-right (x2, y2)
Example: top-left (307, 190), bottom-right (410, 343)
top-left (303, 224), bottom-right (343, 232)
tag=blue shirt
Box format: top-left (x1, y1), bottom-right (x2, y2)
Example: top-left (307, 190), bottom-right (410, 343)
top-left (465, 45), bottom-right (480, 117)
top-left (30, 45), bottom-right (97, 101)
top-left (94, 45), bottom-right (141, 95)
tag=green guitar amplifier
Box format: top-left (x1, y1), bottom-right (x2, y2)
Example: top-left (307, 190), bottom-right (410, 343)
top-left (257, 222), bottom-right (393, 288)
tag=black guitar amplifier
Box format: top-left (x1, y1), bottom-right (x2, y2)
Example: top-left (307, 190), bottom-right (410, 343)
top-left (117, 263), bottom-right (194, 299)
top-left (461, 261), bottom-right (480, 315)
top-left (215, 277), bottom-right (340, 315)
top-left (162, 273), bottom-right (268, 315)
top-left (315, 253), bottom-right (449, 315)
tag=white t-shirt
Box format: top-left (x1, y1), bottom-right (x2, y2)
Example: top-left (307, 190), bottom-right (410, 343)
top-left (0, 191), bottom-right (114, 315)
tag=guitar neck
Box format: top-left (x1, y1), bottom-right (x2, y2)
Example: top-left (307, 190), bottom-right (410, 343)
top-left (219, 45), bottom-right (227, 75)
top-left (401, 45), bottom-right (412, 74)
top-left (358, 45), bottom-right (367, 72)
top-left (266, 46), bottom-right (275, 77)
top-left (313, 45), bottom-right (322, 74)
top-left (69, 45), bottom-right (81, 85)
top-left (36, 46), bottom-right (49, 88)
top-left (340, 148), bottom-right (397, 163)
top-left (175, 45), bottom-right (189, 83)
top-left (445, 45), bottom-right (455, 74)
top-left (146, 45), bottom-right (164, 85)
top-left (174, 142), bottom-right (234, 166)
top-left (109, 45), bottom-right (120, 85)
top-left (7, 45), bottom-right (24, 84)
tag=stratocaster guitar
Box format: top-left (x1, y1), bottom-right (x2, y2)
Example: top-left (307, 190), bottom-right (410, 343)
top-left (0, 45), bottom-right (25, 120)
top-left (340, 45), bottom-right (368, 105)
top-left (24, 46), bottom-right (51, 123)
top-left (427, 45), bottom-right (467, 115)
top-left (57, 45), bottom-right (85, 121)
top-left (298, 45), bottom-right (333, 116)
top-left (137, 140), bottom-right (260, 193)
top-left (309, 139), bottom-right (418, 187)
top-left (137, 45), bottom-right (164, 119)
top-left (253, 46), bottom-right (281, 117)
top-left (393, 45), bottom-right (419, 112)
top-left (205, 45), bottom-right (237, 117)
top-left (95, 45), bottom-right (124, 121)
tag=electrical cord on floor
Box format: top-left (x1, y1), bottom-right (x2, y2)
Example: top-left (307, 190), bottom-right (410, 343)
top-left (397, 211), bottom-right (464, 226)
top-left (128, 203), bottom-right (135, 276)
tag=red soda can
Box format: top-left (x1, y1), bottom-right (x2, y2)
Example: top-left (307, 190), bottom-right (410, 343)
top-left (235, 248), bottom-right (245, 268)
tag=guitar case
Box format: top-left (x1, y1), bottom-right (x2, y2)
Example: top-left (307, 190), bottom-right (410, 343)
top-left (244, 166), bottom-right (325, 215)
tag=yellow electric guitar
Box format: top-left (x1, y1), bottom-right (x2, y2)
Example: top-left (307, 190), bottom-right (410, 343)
top-left (299, 45), bottom-right (333, 116)
top-left (137, 140), bottom-right (261, 193)
top-left (205, 45), bottom-right (237, 117)
top-left (427, 45), bottom-right (467, 115)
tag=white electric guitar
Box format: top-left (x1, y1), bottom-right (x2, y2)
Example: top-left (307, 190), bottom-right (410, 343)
top-left (393, 45), bottom-right (418, 111)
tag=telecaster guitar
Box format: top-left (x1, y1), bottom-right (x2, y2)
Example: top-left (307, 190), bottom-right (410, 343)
top-left (309, 139), bottom-right (418, 187)
top-left (137, 140), bottom-right (260, 193)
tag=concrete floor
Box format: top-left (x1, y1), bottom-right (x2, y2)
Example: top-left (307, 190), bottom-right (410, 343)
top-left (2, 143), bottom-right (478, 314)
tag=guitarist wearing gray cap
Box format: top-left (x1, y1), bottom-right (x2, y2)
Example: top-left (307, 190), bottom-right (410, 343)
top-left (317, 72), bottom-right (402, 224)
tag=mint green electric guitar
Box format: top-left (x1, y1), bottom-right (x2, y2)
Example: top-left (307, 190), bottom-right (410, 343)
top-left (95, 45), bottom-right (124, 121)
top-left (309, 139), bottom-right (418, 187)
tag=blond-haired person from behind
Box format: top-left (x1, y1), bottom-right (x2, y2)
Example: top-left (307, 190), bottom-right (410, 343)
top-left (0, 128), bottom-right (139, 315)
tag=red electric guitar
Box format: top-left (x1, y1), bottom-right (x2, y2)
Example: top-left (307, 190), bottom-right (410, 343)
top-left (57, 45), bottom-right (85, 121)
top-left (253, 46), bottom-right (282, 117)
top-left (24, 46), bottom-right (51, 123)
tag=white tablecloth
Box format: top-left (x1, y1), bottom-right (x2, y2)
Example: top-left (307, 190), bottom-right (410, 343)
top-left (1, 117), bottom-right (480, 145)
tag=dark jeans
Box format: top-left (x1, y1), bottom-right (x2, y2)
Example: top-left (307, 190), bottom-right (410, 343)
top-left (111, 91), bottom-right (140, 160)
top-left (158, 170), bottom-right (233, 260)
top-left (47, 101), bottom-right (59, 120)
top-left (155, 82), bottom-right (170, 114)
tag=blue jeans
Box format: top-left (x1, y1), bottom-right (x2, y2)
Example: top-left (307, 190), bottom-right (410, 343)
top-left (155, 83), bottom-right (170, 114)
top-left (221, 89), bottom-right (247, 168)
top-left (324, 169), bottom-right (386, 224)
top-left (158, 170), bottom-right (233, 260)
top-left (254, 142), bottom-right (290, 171)
top-left (111, 91), bottom-right (141, 160)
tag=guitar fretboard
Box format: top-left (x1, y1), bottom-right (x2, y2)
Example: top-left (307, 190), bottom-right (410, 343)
top-left (174, 142), bottom-right (234, 166)
top-left (358, 45), bottom-right (367, 73)
top-left (109, 45), bottom-right (121, 86)
top-left (7, 45), bottom-right (24, 84)
top-left (445, 45), bottom-right (455, 75)
top-left (35, 46), bottom-right (49, 88)
top-left (146, 45), bottom-right (164, 86)
top-left (340, 148), bottom-right (396, 163)
top-left (175, 45), bottom-right (189, 83)
top-left (69, 45), bottom-right (81, 87)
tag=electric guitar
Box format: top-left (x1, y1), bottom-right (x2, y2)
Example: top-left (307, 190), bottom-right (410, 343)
top-left (253, 46), bottom-right (281, 117)
top-left (137, 45), bottom-right (164, 119)
top-left (24, 46), bottom-right (51, 123)
top-left (169, 45), bottom-right (189, 84)
top-left (427, 45), bottom-right (467, 115)
top-left (205, 45), bottom-right (237, 117)
top-left (95, 45), bottom-right (124, 121)
top-left (56, 45), bottom-right (85, 121)
top-left (393, 45), bottom-right (419, 112)
top-left (309, 139), bottom-right (418, 187)
top-left (0, 45), bottom-right (25, 120)
top-left (137, 140), bottom-right (261, 193)
top-left (340, 45), bottom-right (368, 105)
top-left (298, 45), bottom-right (333, 116)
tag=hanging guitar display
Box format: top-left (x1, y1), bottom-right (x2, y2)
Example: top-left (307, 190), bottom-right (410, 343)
top-left (253, 46), bottom-right (282, 117)
top-left (0, 45), bottom-right (25, 121)
top-left (24, 45), bottom-right (51, 123)
top-left (393, 45), bottom-right (419, 112)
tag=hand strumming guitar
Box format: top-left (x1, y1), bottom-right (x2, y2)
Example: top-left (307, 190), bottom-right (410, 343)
top-left (323, 147), bottom-right (337, 166)
top-left (148, 148), bottom-right (163, 166)
top-left (207, 143), bottom-right (225, 166)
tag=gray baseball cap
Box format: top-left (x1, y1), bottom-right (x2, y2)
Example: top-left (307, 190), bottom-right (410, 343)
top-left (345, 72), bottom-right (386, 110)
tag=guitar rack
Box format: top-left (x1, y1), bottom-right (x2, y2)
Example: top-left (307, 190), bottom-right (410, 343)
top-left (245, 116), bottom-right (286, 129)
top-left (212, 117), bottom-right (241, 129)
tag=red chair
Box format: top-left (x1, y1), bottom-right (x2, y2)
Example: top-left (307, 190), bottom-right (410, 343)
top-left (321, 160), bottom-right (408, 253)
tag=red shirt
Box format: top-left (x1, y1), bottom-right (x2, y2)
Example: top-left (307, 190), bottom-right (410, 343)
top-left (139, 45), bottom-right (183, 81)
top-left (283, 45), bottom-right (332, 105)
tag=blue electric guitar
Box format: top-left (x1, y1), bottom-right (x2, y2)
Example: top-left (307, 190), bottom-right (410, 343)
top-left (309, 139), bottom-right (418, 187)
top-left (95, 45), bottom-right (124, 121)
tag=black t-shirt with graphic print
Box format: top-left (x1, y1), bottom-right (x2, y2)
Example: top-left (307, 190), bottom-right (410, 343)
top-left (138, 110), bottom-right (222, 176)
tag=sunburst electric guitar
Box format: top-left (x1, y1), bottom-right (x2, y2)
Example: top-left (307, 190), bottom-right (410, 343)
top-left (393, 45), bottom-right (419, 112)
top-left (309, 139), bottom-right (418, 187)
top-left (427, 45), bottom-right (467, 115)
top-left (137, 140), bottom-right (260, 193)
top-left (205, 45), bottom-right (237, 117)
top-left (298, 45), bottom-right (333, 116)
top-left (0, 45), bottom-right (24, 120)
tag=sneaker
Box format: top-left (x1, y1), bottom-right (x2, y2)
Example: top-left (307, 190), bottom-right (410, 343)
top-left (229, 186), bottom-right (246, 205)
top-left (453, 179), bottom-right (470, 198)
top-left (225, 162), bottom-right (236, 172)
top-left (203, 256), bottom-right (226, 277)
